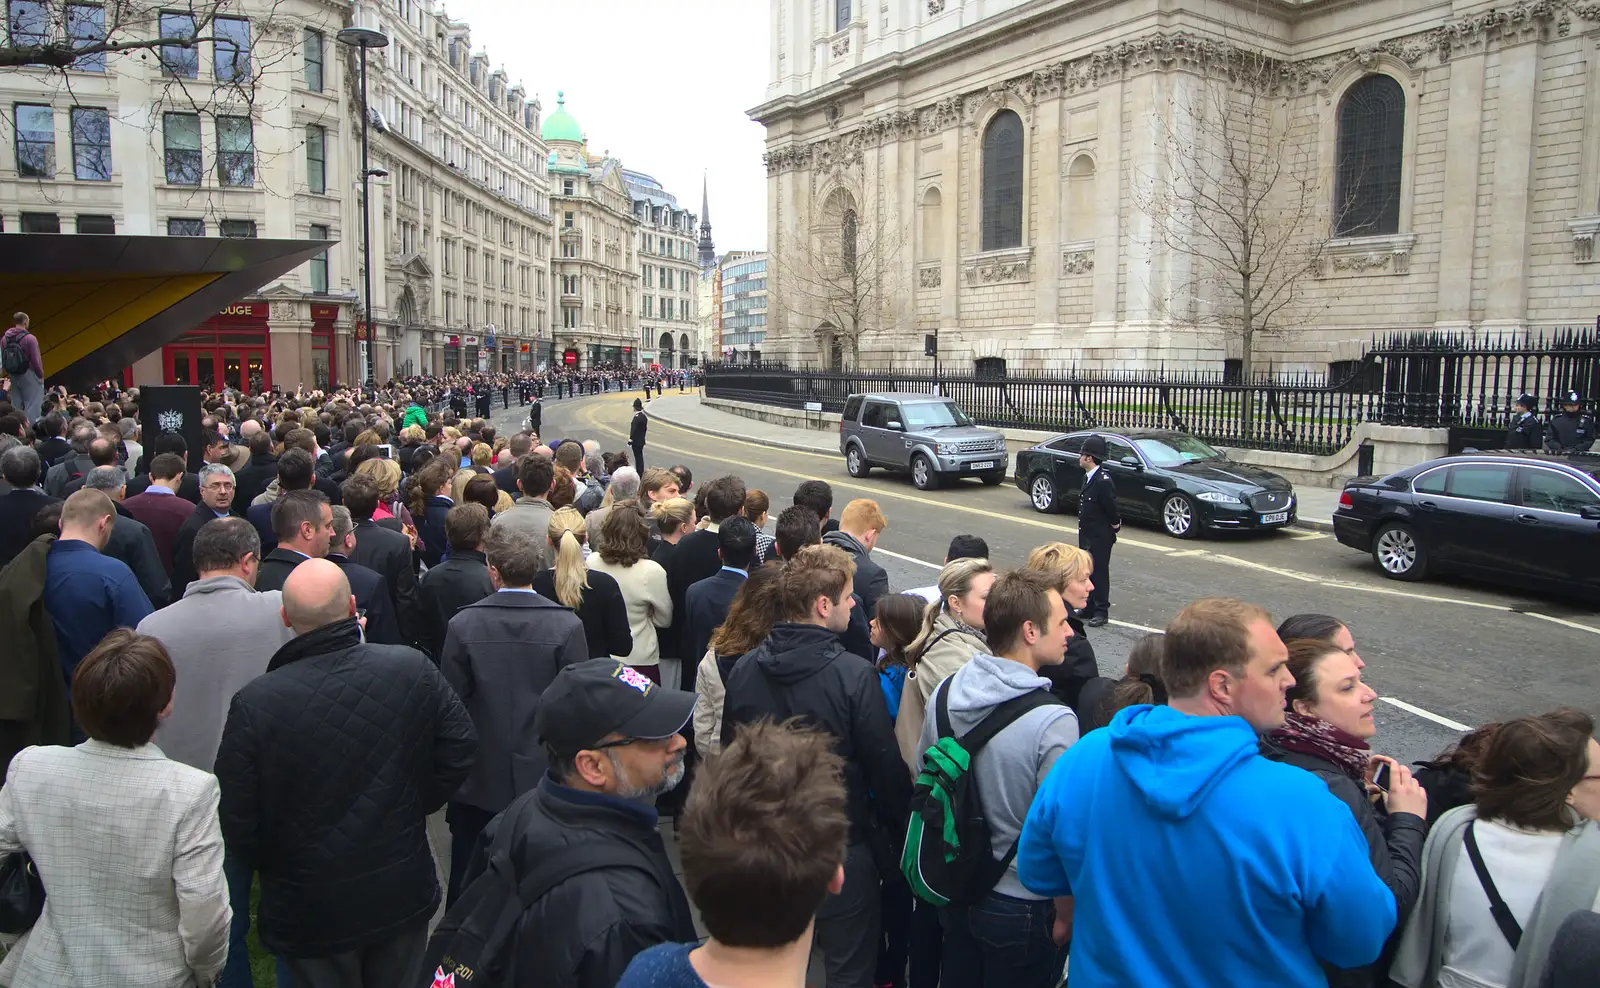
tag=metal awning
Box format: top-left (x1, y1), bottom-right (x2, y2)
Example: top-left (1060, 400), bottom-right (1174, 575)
top-left (0, 234), bottom-right (333, 388)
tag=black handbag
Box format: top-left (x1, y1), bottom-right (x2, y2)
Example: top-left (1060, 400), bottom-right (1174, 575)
top-left (0, 851), bottom-right (44, 934)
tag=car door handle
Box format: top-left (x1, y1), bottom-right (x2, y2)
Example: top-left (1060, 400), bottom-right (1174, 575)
top-left (1417, 500), bottom-right (1438, 511)
top-left (1516, 513), bottom-right (1541, 525)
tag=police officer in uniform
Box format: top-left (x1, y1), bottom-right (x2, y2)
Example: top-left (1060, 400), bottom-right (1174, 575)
top-left (1506, 393), bottom-right (1544, 450)
top-left (630, 397), bottom-right (648, 472)
top-left (1077, 435), bottom-right (1121, 628)
top-left (528, 394), bottom-right (543, 440)
top-left (474, 385), bottom-right (491, 419)
top-left (1545, 390), bottom-right (1595, 453)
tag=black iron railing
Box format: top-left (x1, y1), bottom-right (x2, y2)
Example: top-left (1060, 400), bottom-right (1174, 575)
top-left (705, 329), bottom-right (1600, 456)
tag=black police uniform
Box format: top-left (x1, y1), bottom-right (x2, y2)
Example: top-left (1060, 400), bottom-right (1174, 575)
top-left (528, 399), bottom-right (542, 439)
top-left (1545, 393), bottom-right (1596, 453)
top-left (630, 406), bottom-right (648, 472)
top-left (1507, 410), bottom-right (1544, 450)
top-left (1077, 436), bottom-right (1122, 624)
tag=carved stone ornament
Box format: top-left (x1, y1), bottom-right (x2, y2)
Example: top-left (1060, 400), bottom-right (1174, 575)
top-left (928, 0), bottom-right (946, 14)
top-left (918, 263), bottom-right (943, 288)
top-left (1566, 216), bottom-right (1600, 263)
top-left (1062, 250), bottom-right (1095, 276)
top-left (270, 301), bottom-right (297, 322)
top-left (964, 248), bottom-right (1033, 285)
top-left (1319, 233), bottom-right (1416, 278)
top-left (832, 34), bottom-right (851, 57)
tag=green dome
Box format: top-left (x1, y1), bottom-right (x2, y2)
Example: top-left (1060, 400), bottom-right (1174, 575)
top-left (541, 91), bottom-right (582, 144)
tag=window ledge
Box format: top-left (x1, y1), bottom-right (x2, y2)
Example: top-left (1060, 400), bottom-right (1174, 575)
top-left (963, 246), bottom-right (1033, 285)
top-left (1566, 216), bottom-right (1600, 263)
top-left (1318, 232), bottom-right (1416, 278)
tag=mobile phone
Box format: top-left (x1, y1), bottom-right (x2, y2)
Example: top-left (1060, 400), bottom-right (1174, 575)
top-left (378, 444), bottom-right (393, 459)
top-left (1370, 761), bottom-right (1391, 793)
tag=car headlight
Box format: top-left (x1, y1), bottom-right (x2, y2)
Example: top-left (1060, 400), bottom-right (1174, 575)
top-left (936, 443), bottom-right (953, 455)
top-left (1196, 491), bottom-right (1244, 505)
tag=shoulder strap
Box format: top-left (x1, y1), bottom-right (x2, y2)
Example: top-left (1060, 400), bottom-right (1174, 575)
top-left (958, 689), bottom-right (1062, 755)
top-left (1462, 820), bottom-right (1523, 950)
top-left (514, 842), bottom-right (656, 906)
top-left (934, 677), bottom-right (954, 740)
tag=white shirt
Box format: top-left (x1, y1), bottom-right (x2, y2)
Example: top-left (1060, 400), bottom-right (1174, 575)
top-left (1437, 820), bottom-right (1564, 988)
top-left (1084, 463), bottom-right (1100, 484)
top-left (909, 585), bottom-right (941, 604)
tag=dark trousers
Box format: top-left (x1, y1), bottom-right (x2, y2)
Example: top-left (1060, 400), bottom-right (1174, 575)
top-left (279, 924), bottom-right (428, 988)
top-left (445, 801), bottom-right (497, 908)
top-left (1079, 532), bottom-right (1112, 617)
top-left (878, 875), bottom-right (942, 988)
top-left (220, 855), bottom-right (256, 988)
top-left (939, 891), bottom-right (1068, 988)
top-left (815, 842), bottom-right (881, 988)
top-left (631, 442), bottom-right (645, 473)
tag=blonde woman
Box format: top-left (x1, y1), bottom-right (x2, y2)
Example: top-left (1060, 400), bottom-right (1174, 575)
top-left (586, 498), bottom-right (673, 680)
top-left (905, 557), bottom-right (996, 705)
top-left (449, 467), bottom-right (478, 507)
top-left (649, 496), bottom-right (696, 566)
top-left (531, 506), bottom-right (632, 659)
top-left (355, 457), bottom-right (415, 535)
top-left (471, 442), bottom-right (493, 469)
top-left (1026, 541), bottom-right (1102, 695)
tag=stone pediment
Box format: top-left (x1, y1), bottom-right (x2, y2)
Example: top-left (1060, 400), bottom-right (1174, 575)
top-left (391, 252), bottom-right (434, 280)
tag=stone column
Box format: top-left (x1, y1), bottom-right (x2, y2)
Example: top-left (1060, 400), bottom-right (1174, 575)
top-left (1123, 69), bottom-right (1160, 328)
top-left (940, 110), bottom-right (962, 339)
top-left (1093, 79), bottom-right (1125, 328)
top-left (1484, 41), bottom-right (1541, 328)
top-left (1033, 92), bottom-right (1064, 329)
top-left (1436, 53), bottom-right (1486, 330)
top-left (269, 301), bottom-right (314, 391)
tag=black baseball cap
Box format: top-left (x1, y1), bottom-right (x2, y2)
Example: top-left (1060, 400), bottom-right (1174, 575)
top-left (536, 659), bottom-right (696, 752)
top-left (1515, 393), bottom-right (1537, 410)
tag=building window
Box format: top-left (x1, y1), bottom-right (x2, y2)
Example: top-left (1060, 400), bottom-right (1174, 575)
top-left (841, 209), bottom-right (858, 271)
top-left (76, 214), bottom-right (114, 234)
top-left (975, 357), bottom-right (1007, 379)
top-left (563, 179), bottom-right (574, 195)
top-left (309, 223), bottom-right (329, 292)
top-left (305, 124), bottom-right (325, 193)
top-left (159, 11), bottom-right (199, 78)
top-left (836, 0), bottom-right (850, 30)
top-left (643, 296), bottom-right (654, 318)
top-left (466, 296), bottom-right (475, 324)
top-left (66, 3), bottom-right (106, 71)
top-left (163, 112), bottom-right (201, 184)
top-left (563, 307), bottom-right (578, 329)
top-left (8, 0), bottom-right (47, 46)
top-left (643, 265), bottom-right (652, 288)
top-left (70, 107), bottom-right (110, 181)
top-left (219, 219), bottom-right (257, 238)
top-left (214, 16), bottom-right (250, 83)
top-left (1334, 74), bottom-right (1405, 238)
top-left (303, 29), bottom-right (324, 91)
top-left (563, 210), bottom-right (574, 229)
top-left (14, 103), bottom-right (53, 178)
top-left (980, 110), bottom-right (1024, 251)
top-left (20, 212), bottom-right (59, 232)
top-left (216, 115), bottom-right (254, 187)
top-left (168, 217), bottom-right (204, 236)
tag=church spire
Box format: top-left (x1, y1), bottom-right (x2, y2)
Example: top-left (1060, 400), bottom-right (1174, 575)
top-left (698, 172), bottom-right (716, 270)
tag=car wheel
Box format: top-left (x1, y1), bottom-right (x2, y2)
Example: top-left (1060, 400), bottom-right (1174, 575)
top-left (980, 471), bottom-right (1004, 487)
top-left (1373, 522), bottom-right (1429, 581)
top-left (1162, 493), bottom-right (1197, 539)
top-left (845, 444), bottom-right (870, 478)
top-left (1029, 474), bottom-right (1058, 512)
top-left (911, 454), bottom-right (940, 491)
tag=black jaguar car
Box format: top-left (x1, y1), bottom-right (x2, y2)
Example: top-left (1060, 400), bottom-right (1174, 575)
top-left (1332, 450), bottom-right (1600, 594)
top-left (1014, 429), bottom-right (1298, 538)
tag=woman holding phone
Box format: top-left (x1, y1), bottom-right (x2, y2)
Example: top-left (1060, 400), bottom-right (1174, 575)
top-left (1261, 637), bottom-right (1429, 988)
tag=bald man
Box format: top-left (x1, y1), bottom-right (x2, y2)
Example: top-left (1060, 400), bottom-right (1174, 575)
top-left (214, 558), bottom-right (476, 986)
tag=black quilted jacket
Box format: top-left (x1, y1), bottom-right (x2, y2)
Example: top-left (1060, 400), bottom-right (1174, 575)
top-left (214, 618), bottom-right (478, 957)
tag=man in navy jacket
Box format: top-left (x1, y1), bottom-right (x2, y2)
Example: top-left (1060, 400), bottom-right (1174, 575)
top-left (682, 517), bottom-right (757, 665)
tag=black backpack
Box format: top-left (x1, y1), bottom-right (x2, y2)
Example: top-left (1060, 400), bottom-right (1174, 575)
top-left (421, 797), bottom-right (655, 987)
top-left (2, 335), bottom-right (29, 376)
top-left (900, 682), bottom-right (1061, 907)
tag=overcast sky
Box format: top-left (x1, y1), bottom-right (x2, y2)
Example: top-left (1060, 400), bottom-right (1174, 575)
top-left (440, 0), bottom-right (771, 252)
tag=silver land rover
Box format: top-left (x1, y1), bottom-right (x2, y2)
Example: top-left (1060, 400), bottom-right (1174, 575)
top-left (839, 392), bottom-right (1008, 490)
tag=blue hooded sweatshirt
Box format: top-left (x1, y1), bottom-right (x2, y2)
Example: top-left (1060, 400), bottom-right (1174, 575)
top-left (1016, 704), bottom-right (1395, 987)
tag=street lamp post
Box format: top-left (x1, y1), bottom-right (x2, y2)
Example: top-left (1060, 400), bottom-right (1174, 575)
top-left (338, 24), bottom-right (389, 391)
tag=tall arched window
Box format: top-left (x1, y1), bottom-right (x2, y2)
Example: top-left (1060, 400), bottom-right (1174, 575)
top-left (981, 110), bottom-right (1024, 251)
top-left (1334, 74), bottom-right (1405, 237)
top-left (841, 208), bottom-right (858, 271)
top-left (920, 187), bottom-right (944, 260)
top-left (1065, 154), bottom-right (1096, 244)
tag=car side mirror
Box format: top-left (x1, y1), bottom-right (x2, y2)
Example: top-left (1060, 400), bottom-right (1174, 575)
top-left (1581, 504), bottom-right (1600, 520)
top-left (885, 420), bottom-right (903, 432)
top-left (1118, 456), bottom-right (1143, 471)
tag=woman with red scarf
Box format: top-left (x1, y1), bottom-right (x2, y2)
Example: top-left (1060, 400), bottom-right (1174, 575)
top-left (1262, 637), bottom-right (1431, 988)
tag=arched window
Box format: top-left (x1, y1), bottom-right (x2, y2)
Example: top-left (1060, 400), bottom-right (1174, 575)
top-left (1334, 75), bottom-right (1405, 238)
top-left (1065, 154), bottom-right (1096, 243)
top-left (920, 187), bottom-right (943, 259)
top-left (841, 208), bottom-right (858, 271)
top-left (981, 110), bottom-right (1024, 251)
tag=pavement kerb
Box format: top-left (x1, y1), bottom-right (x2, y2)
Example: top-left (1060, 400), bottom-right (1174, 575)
top-left (646, 398), bottom-right (1338, 534)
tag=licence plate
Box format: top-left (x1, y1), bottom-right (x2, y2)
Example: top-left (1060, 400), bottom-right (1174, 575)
top-left (968, 461), bottom-right (996, 471)
top-left (1261, 511), bottom-right (1289, 525)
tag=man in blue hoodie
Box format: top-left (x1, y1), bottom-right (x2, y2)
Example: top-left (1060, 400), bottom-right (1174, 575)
top-left (1017, 597), bottom-right (1396, 987)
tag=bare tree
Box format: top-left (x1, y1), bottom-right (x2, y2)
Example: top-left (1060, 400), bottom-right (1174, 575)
top-left (777, 191), bottom-right (910, 369)
top-left (1135, 47), bottom-right (1345, 382)
top-left (2, 0), bottom-right (235, 70)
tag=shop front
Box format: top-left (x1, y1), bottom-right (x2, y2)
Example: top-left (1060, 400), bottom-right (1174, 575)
top-left (164, 303), bottom-right (272, 392)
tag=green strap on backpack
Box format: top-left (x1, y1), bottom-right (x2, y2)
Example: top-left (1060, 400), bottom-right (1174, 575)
top-left (900, 681), bottom-right (1061, 907)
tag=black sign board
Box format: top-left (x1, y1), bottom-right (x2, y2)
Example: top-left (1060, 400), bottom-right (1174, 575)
top-left (139, 385), bottom-right (204, 473)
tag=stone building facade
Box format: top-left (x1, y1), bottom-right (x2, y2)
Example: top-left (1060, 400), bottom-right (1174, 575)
top-left (626, 169), bottom-right (700, 368)
top-left (754, 0), bottom-right (1600, 373)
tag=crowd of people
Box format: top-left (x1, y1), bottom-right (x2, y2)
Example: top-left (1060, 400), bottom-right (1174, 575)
top-left (0, 370), bottom-right (1595, 988)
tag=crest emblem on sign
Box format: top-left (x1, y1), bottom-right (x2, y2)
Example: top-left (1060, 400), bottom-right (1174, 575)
top-left (158, 410), bottom-right (184, 433)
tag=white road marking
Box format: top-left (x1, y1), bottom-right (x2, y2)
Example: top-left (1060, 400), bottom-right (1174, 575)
top-left (1378, 697), bottom-right (1472, 732)
top-left (1165, 549), bottom-right (1210, 558)
top-left (875, 548), bottom-right (943, 570)
top-left (1110, 619), bottom-right (1166, 634)
top-left (1282, 530), bottom-right (1330, 541)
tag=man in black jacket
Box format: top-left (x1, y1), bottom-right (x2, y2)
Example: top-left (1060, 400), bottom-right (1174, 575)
top-left (214, 559), bottom-right (476, 986)
top-left (170, 463), bottom-right (239, 598)
top-left (124, 431), bottom-right (202, 502)
top-left (32, 412), bottom-right (69, 467)
top-left (417, 503), bottom-right (496, 660)
top-left (438, 523), bottom-right (588, 905)
top-left (630, 398), bottom-right (647, 471)
top-left (233, 431), bottom-right (279, 509)
top-left (664, 476), bottom-right (745, 687)
top-left (451, 658), bottom-right (697, 988)
top-left (721, 544), bottom-right (913, 988)
top-left (254, 490), bottom-right (334, 593)
top-left (682, 516), bottom-right (756, 666)
top-left (328, 506), bottom-right (403, 646)
top-left (1076, 435), bottom-right (1121, 628)
top-left (0, 445), bottom-right (57, 568)
top-left (343, 475), bottom-right (419, 645)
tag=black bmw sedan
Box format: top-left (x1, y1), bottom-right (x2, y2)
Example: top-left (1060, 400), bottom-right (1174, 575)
top-left (1332, 450), bottom-right (1600, 594)
top-left (1014, 429), bottom-right (1298, 538)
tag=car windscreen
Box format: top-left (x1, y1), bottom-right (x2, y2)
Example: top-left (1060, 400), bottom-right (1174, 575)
top-left (901, 401), bottom-right (973, 429)
top-left (1134, 435), bottom-right (1224, 467)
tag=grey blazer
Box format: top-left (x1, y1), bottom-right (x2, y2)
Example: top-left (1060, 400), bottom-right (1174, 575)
top-left (439, 590), bottom-right (589, 813)
top-left (0, 740), bottom-right (231, 988)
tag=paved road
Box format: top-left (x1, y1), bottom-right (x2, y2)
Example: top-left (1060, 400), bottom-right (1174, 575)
top-left (496, 391), bottom-right (1600, 768)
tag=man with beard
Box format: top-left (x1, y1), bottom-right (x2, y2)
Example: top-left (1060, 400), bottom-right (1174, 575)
top-left (439, 658), bottom-right (698, 988)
